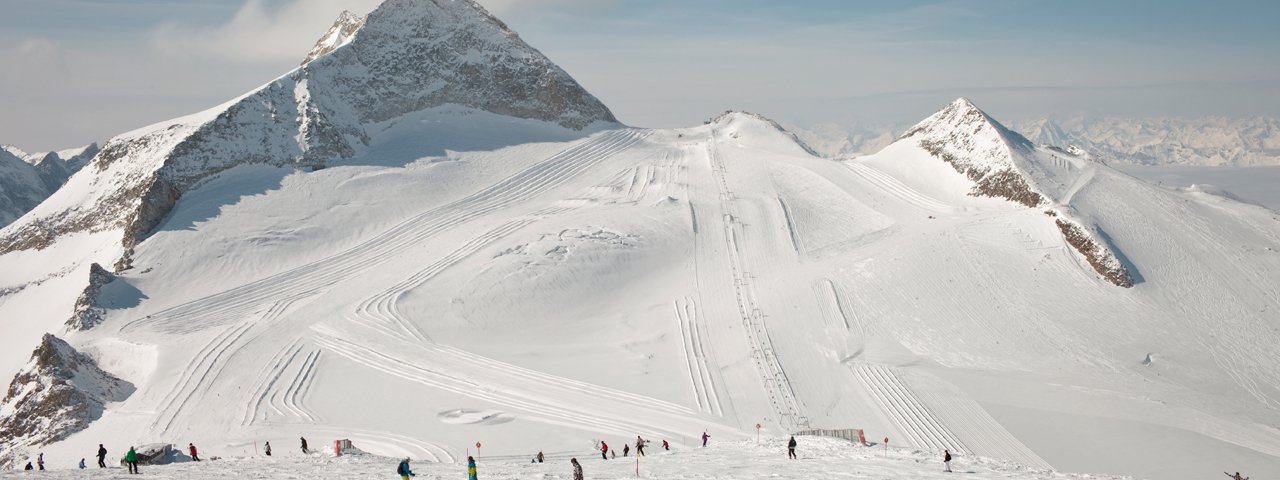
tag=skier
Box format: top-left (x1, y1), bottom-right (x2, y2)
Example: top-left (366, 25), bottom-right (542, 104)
top-left (37, 452), bottom-right (44, 470)
top-left (125, 446), bottom-right (139, 474)
top-left (787, 436), bottom-right (797, 459)
top-left (264, 441), bottom-right (272, 456)
top-left (300, 437), bottom-right (309, 454)
top-left (536, 451), bottom-right (544, 463)
top-left (189, 443), bottom-right (201, 461)
top-left (571, 457), bottom-right (584, 480)
top-left (97, 444), bottom-right (108, 468)
top-left (600, 441), bottom-right (609, 460)
top-left (397, 457), bottom-right (415, 479)
top-left (662, 439), bottom-right (669, 451)
top-left (79, 458), bottom-right (86, 469)
top-left (635, 436), bottom-right (646, 456)
top-left (1225, 473), bottom-right (1249, 480)
top-left (467, 455), bottom-right (478, 480)
top-left (944, 449), bottom-right (952, 472)
top-left (623, 444), bottom-right (629, 457)
top-left (701, 431), bottom-right (710, 447)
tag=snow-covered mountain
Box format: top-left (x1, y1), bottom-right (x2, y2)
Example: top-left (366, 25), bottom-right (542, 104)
top-left (0, 143), bottom-right (97, 228)
top-left (0, 0), bottom-right (616, 268)
top-left (1, 1), bottom-right (1278, 479)
top-left (1015, 116), bottom-right (1280, 166)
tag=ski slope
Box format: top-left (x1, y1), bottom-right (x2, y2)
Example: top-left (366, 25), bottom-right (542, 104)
top-left (3, 105), bottom-right (1276, 479)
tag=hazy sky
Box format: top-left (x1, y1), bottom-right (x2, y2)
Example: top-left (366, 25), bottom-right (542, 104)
top-left (2, 0), bottom-right (1279, 151)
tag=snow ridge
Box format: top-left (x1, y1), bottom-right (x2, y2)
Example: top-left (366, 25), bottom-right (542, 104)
top-left (0, 0), bottom-right (617, 267)
top-left (301, 10), bottom-right (366, 66)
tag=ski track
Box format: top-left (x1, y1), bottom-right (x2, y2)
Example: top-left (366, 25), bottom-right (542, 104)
top-left (852, 363), bottom-right (964, 453)
top-left (311, 333), bottom-right (701, 441)
top-left (845, 163), bottom-right (955, 213)
top-left (122, 129), bottom-right (649, 335)
top-left (674, 296), bottom-right (723, 417)
top-left (776, 197), bottom-right (804, 257)
top-left (148, 321), bottom-right (254, 434)
top-left (706, 134), bottom-right (808, 429)
top-left (906, 372), bottom-right (1051, 469)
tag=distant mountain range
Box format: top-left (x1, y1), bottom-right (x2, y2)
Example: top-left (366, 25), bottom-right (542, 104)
top-left (787, 116), bottom-right (1280, 166)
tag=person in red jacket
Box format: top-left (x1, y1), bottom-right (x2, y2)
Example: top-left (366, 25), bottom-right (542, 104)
top-left (189, 443), bottom-right (201, 462)
top-left (600, 441), bottom-right (609, 460)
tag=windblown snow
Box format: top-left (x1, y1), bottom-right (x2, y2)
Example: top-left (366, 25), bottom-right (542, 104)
top-left (1, 1), bottom-right (1278, 479)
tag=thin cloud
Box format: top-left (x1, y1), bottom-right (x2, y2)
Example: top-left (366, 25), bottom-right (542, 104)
top-left (149, 0), bottom-right (381, 64)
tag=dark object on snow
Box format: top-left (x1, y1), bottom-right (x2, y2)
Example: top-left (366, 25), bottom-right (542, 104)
top-left (536, 451), bottom-right (543, 463)
top-left (623, 444), bottom-right (629, 457)
top-left (662, 439), bottom-right (669, 451)
top-left (97, 444), bottom-right (108, 468)
top-left (635, 436), bottom-right (646, 456)
top-left (600, 441), bottom-right (608, 460)
top-left (189, 443), bottom-right (200, 461)
top-left (1225, 472), bottom-right (1249, 480)
top-left (125, 446), bottom-right (138, 474)
top-left (396, 458), bottom-right (414, 478)
top-left (467, 456), bottom-right (477, 480)
top-left (264, 441), bottom-right (272, 456)
top-left (944, 449), bottom-right (953, 472)
top-left (788, 436), bottom-right (797, 459)
top-left (701, 431), bottom-right (710, 447)
top-left (300, 437), bottom-right (308, 454)
top-left (571, 457), bottom-right (583, 480)
top-left (23, 462), bottom-right (32, 470)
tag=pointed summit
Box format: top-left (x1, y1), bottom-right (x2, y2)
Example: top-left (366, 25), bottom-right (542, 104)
top-left (900, 98), bottom-right (1043, 207)
top-left (0, 0), bottom-right (618, 264)
top-left (302, 10), bottom-right (366, 65)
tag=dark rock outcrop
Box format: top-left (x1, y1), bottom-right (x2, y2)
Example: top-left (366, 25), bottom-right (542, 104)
top-left (66, 263), bottom-right (117, 331)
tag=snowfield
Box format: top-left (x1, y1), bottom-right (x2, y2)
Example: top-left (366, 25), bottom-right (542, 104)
top-left (0, 437), bottom-right (1131, 479)
top-left (2, 1), bottom-right (1279, 480)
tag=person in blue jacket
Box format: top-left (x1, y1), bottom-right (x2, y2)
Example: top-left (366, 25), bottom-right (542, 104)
top-left (397, 457), bottom-right (415, 479)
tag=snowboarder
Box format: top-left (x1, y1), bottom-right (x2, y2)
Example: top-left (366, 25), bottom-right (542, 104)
top-left (635, 436), bottom-right (646, 456)
top-left (600, 441), bottom-right (609, 460)
top-left (125, 446), bottom-right (139, 474)
top-left (536, 451), bottom-right (544, 463)
top-left (623, 444), bottom-right (629, 457)
top-left (189, 443), bottom-right (201, 461)
top-left (1225, 473), bottom-right (1249, 480)
top-left (571, 457), bottom-right (584, 480)
top-left (701, 431), bottom-right (710, 447)
top-left (662, 439), bottom-right (669, 451)
top-left (79, 458), bottom-right (86, 469)
top-left (397, 457), bottom-right (415, 479)
top-left (944, 449), bottom-right (952, 472)
top-left (97, 444), bottom-right (108, 468)
top-left (787, 436), bottom-right (797, 459)
top-left (264, 441), bottom-right (272, 456)
top-left (37, 452), bottom-right (44, 470)
top-left (467, 455), bottom-right (478, 480)
top-left (23, 462), bottom-right (32, 471)
top-left (300, 437), bottom-right (309, 454)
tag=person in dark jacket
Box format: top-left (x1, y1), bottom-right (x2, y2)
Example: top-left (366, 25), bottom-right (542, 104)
top-left (661, 439), bottom-right (669, 451)
top-left (36, 452), bottom-right (44, 470)
top-left (97, 444), bottom-right (108, 468)
top-left (189, 443), bottom-right (200, 461)
top-left (571, 458), bottom-right (584, 480)
top-left (264, 441), bottom-right (272, 456)
top-left (944, 449), bottom-right (952, 472)
top-left (300, 437), bottom-right (309, 454)
top-left (23, 462), bottom-right (32, 471)
top-left (622, 444), bottom-right (629, 457)
top-left (787, 436), bottom-right (797, 459)
top-left (701, 431), bottom-right (710, 447)
top-left (535, 451), bottom-right (544, 463)
top-left (397, 457), bottom-right (415, 479)
top-left (125, 446), bottom-right (139, 474)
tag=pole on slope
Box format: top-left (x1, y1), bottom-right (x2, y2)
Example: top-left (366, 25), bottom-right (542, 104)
top-left (635, 452), bottom-right (640, 477)
top-left (476, 441), bottom-right (481, 460)
top-left (755, 423), bottom-right (762, 445)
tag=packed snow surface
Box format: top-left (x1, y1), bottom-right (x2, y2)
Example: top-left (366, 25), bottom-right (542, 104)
top-left (0, 437), bottom-right (1130, 479)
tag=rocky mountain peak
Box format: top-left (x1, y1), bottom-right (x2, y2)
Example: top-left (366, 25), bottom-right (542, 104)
top-left (901, 98), bottom-right (1045, 208)
top-left (0, 334), bottom-right (134, 467)
top-left (301, 10), bottom-right (366, 65)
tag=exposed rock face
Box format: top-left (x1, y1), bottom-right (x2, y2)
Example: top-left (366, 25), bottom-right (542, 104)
top-left (0, 335), bottom-right (134, 466)
top-left (302, 10), bottom-right (366, 65)
top-left (0, 0), bottom-right (617, 265)
top-left (903, 98), bottom-right (1045, 208)
top-left (1053, 216), bottom-right (1134, 288)
top-left (0, 148), bottom-right (47, 227)
top-left (66, 263), bottom-right (117, 331)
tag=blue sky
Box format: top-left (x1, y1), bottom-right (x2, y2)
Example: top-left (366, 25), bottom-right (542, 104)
top-left (2, 0), bottom-right (1278, 150)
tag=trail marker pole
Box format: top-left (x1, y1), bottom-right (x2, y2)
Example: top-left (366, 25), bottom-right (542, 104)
top-left (476, 442), bottom-right (482, 460)
top-left (755, 423), bottom-right (762, 445)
